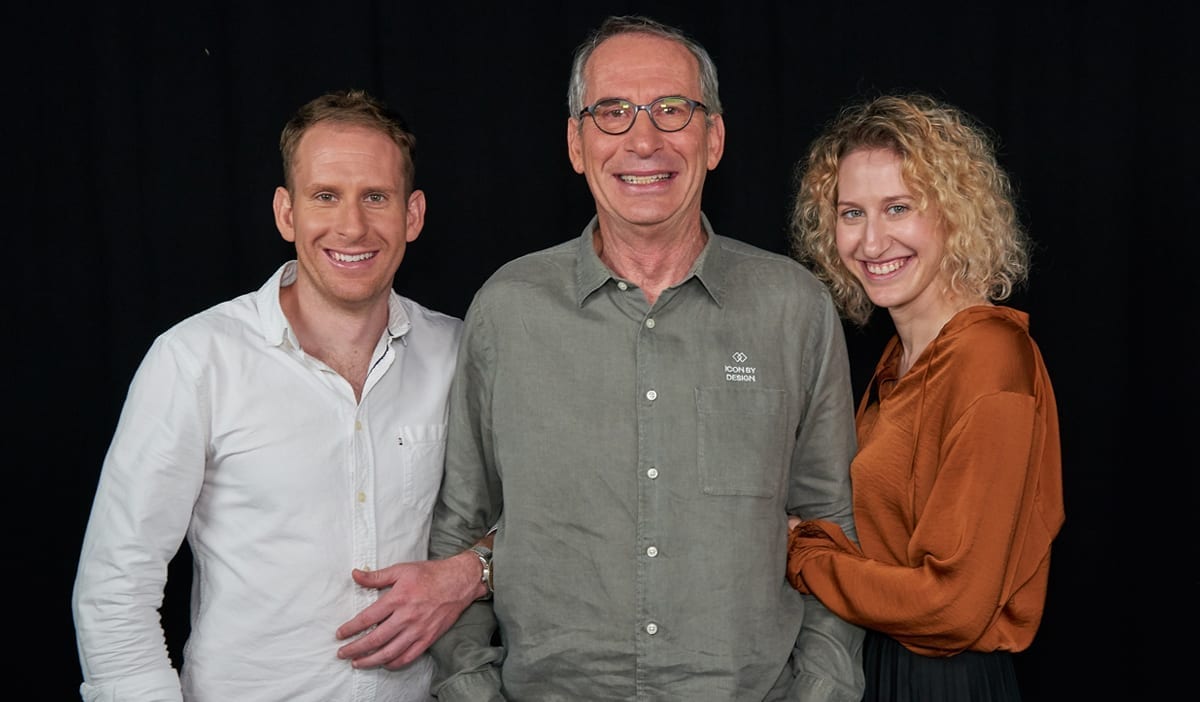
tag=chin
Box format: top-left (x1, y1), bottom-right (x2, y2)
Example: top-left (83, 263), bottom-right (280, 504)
top-left (862, 287), bottom-right (902, 309)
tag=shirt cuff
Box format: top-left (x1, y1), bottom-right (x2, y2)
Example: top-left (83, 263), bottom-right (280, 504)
top-left (434, 668), bottom-right (504, 702)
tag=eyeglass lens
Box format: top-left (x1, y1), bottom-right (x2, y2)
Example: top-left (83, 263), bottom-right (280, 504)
top-left (588, 97), bottom-right (700, 134)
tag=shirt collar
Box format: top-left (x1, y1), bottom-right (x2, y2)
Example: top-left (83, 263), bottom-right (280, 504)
top-left (573, 212), bottom-right (727, 307)
top-left (255, 261), bottom-right (412, 348)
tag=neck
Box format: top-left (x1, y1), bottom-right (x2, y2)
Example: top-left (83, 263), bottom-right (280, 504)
top-left (593, 217), bottom-right (707, 304)
top-left (279, 281), bottom-right (390, 400)
top-left (890, 294), bottom-right (988, 376)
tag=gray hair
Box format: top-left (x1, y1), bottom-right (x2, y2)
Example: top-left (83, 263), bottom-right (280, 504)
top-left (566, 15), bottom-right (723, 121)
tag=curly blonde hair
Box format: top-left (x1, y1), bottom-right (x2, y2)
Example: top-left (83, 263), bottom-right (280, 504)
top-left (789, 93), bottom-right (1029, 326)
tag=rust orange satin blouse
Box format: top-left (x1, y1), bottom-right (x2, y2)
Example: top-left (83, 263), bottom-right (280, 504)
top-left (786, 305), bottom-right (1064, 657)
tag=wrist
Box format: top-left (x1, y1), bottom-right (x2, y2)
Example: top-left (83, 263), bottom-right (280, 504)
top-left (467, 545), bottom-right (493, 600)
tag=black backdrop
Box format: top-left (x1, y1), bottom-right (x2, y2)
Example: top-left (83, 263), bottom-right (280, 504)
top-left (16, 2), bottom-right (1192, 700)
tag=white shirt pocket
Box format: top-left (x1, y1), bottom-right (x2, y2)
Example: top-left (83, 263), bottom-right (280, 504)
top-left (392, 422), bottom-right (448, 512)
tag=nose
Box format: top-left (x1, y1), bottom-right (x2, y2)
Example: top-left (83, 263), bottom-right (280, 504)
top-left (861, 217), bottom-right (890, 258)
top-left (625, 107), bottom-right (664, 156)
top-left (336, 202), bottom-right (368, 239)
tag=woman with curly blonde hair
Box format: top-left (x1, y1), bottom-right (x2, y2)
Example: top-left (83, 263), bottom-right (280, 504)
top-left (785, 93), bottom-right (1064, 701)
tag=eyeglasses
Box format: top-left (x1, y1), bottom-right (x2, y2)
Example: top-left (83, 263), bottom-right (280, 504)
top-left (579, 96), bottom-right (708, 135)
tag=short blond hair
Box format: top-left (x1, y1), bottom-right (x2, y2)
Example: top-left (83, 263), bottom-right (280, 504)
top-left (279, 89), bottom-right (417, 195)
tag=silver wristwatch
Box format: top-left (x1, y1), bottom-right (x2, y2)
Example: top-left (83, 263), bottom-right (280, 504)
top-left (469, 545), bottom-right (494, 599)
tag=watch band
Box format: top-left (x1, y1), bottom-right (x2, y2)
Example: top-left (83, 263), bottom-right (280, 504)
top-left (469, 545), bottom-right (494, 599)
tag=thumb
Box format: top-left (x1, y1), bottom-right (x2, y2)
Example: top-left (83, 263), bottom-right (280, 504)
top-left (351, 566), bottom-right (390, 588)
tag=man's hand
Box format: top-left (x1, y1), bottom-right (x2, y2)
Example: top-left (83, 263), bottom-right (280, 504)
top-left (335, 553), bottom-right (484, 670)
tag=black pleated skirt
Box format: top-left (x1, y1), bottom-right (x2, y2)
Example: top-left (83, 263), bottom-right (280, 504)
top-left (862, 630), bottom-right (1023, 702)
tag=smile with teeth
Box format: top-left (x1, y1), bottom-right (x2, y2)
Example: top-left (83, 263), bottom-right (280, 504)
top-left (864, 258), bottom-right (906, 275)
top-left (619, 173), bottom-right (672, 184)
top-left (330, 251), bottom-right (376, 262)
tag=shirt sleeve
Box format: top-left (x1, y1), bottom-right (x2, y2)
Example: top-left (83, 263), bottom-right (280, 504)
top-left (784, 295), bottom-right (866, 701)
top-left (788, 390), bottom-right (1042, 656)
top-left (428, 297), bottom-right (506, 699)
top-left (72, 334), bottom-right (206, 702)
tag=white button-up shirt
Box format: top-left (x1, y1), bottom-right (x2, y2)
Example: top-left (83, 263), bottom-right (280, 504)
top-left (73, 262), bottom-right (461, 702)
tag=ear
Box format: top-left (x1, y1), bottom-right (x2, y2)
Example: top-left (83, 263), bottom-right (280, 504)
top-left (567, 117), bottom-right (585, 174)
top-left (273, 186), bottom-right (296, 243)
top-left (405, 189), bottom-right (426, 243)
top-left (706, 114), bottom-right (725, 171)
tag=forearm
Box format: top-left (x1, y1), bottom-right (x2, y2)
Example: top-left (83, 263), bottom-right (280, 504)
top-left (428, 603), bottom-right (505, 701)
top-left (426, 470), bottom-right (502, 690)
top-left (74, 569), bottom-right (181, 701)
top-left (74, 528), bottom-right (182, 700)
top-left (786, 596), bottom-right (865, 702)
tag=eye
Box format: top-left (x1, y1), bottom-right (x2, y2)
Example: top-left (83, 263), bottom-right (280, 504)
top-left (596, 100), bottom-right (631, 119)
top-left (365, 193), bottom-right (387, 204)
top-left (839, 208), bottom-right (863, 220)
top-left (656, 99), bottom-right (683, 115)
top-left (886, 204), bottom-right (909, 215)
top-left (315, 192), bottom-right (336, 202)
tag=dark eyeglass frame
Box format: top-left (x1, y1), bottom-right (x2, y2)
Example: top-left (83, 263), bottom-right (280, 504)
top-left (578, 96), bottom-right (709, 135)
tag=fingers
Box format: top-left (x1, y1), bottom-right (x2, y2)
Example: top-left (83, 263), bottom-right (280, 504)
top-left (335, 559), bottom-right (469, 668)
top-left (339, 619), bottom-right (432, 670)
top-left (335, 600), bottom-right (385, 640)
top-left (338, 600), bottom-right (461, 667)
top-left (355, 635), bottom-right (426, 670)
top-left (337, 567), bottom-right (403, 639)
top-left (383, 647), bottom-right (426, 670)
top-left (338, 613), bottom-right (400, 658)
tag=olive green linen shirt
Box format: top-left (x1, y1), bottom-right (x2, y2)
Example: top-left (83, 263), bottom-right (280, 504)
top-left (429, 214), bottom-right (864, 701)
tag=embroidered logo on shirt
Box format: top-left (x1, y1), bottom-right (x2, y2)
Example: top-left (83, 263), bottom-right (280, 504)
top-left (725, 352), bottom-right (757, 383)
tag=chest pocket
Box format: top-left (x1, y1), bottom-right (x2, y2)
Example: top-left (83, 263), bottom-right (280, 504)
top-left (696, 386), bottom-right (789, 497)
top-left (393, 422), bottom-right (448, 511)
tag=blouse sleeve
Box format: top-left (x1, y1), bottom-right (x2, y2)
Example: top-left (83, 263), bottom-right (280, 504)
top-left (787, 390), bottom-right (1044, 656)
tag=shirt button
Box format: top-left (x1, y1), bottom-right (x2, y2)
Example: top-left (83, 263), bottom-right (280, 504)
top-left (617, 281), bottom-right (628, 291)
top-left (645, 622), bottom-right (659, 635)
top-left (355, 420), bottom-right (362, 431)
top-left (646, 390), bottom-right (657, 401)
top-left (357, 491), bottom-right (366, 503)
top-left (645, 318), bottom-right (656, 329)
top-left (647, 467), bottom-right (659, 479)
top-left (646, 546), bottom-right (658, 558)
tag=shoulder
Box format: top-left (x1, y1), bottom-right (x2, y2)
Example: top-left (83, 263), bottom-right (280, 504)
top-left (713, 235), bottom-right (807, 271)
top-left (709, 235), bottom-right (837, 324)
top-left (159, 291), bottom-right (259, 347)
top-left (133, 291), bottom-right (261, 379)
top-left (393, 296), bottom-right (464, 357)
top-left (395, 295), bottom-right (463, 331)
top-left (936, 306), bottom-right (1041, 395)
top-left (471, 239), bottom-right (578, 306)
top-left (488, 239), bottom-right (576, 283)
top-left (713, 235), bottom-right (828, 293)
